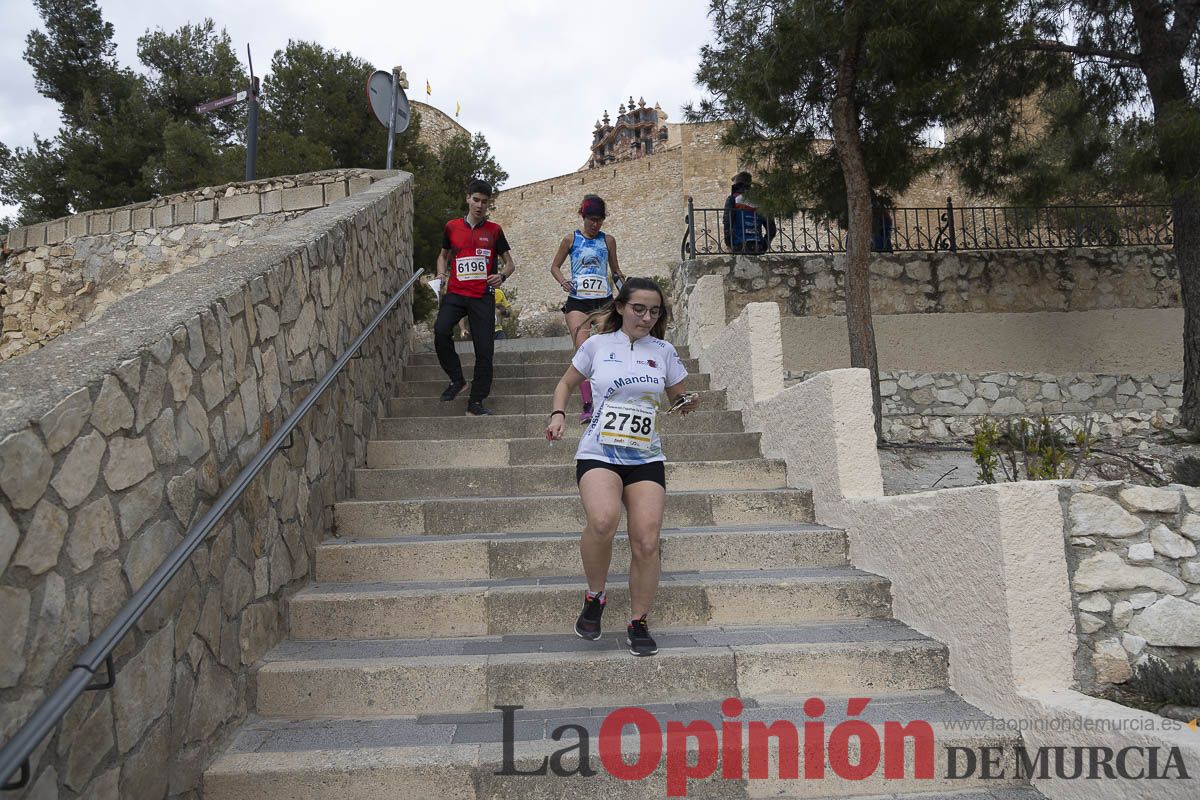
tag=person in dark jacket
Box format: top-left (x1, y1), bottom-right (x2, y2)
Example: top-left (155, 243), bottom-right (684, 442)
top-left (723, 171), bottom-right (776, 254)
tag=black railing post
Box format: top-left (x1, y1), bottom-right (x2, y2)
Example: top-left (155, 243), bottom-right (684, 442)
top-left (945, 196), bottom-right (957, 252)
top-left (686, 196), bottom-right (697, 259)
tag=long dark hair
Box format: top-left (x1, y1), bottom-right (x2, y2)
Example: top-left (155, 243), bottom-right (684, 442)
top-left (583, 277), bottom-right (670, 339)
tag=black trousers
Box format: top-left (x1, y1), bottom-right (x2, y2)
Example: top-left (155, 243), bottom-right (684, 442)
top-left (434, 292), bottom-right (495, 403)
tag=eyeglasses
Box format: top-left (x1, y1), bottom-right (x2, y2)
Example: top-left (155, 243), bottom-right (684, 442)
top-left (626, 303), bottom-right (664, 319)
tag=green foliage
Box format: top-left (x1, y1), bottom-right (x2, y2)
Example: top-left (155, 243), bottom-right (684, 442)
top-left (137, 20), bottom-right (247, 139)
top-left (2, 5), bottom-right (246, 217)
top-left (0, 0), bottom-right (509, 287)
top-left (1124, 658), bottom-right (1200, 709)
top-left (23, 0), bottom-right (119, 124)
top-left (0, 136), bottom-right (71, 226)
top-left (412, 281), bottom-right (438, 325)
top-left (259, 41), bottom-right (398, 172)
top-left (972, 420), bottom-right (1002, 484)
top-left (688, 0), bottom-right (1025, 221)
top-left (950, 2), bottom-right (1200, 206)
top-left (972, 415), bottom-right (1093, 483)
top-left (1170, 455), bottom-right (1200, 487)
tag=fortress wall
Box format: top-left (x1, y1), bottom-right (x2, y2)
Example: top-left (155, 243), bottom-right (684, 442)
top-left (487, 120), bottom-right (987, 337)
top-left (2, 170), bottom-right (391, 362)
top-left (489, 150), bottom-right (685, 334)
top-left (0, 174), bottom-right (414, 799)
top-left (411, 102), bottom-right (470, 153)
top-left (488, 122), bottom-right (738, 335)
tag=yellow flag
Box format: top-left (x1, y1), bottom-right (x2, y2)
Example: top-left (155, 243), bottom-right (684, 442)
top-left (426, 79), bottom-right (431, 96)
top-left (456, 101), bottom-right (461, 117)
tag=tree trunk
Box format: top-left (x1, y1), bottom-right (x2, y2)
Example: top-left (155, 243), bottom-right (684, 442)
top-left (1129, 0), bottom-right (1200, 430)
top-left (1175, 199), bottom-right (1200, 431)
top-left (831, 11), bottom-right (882, 441)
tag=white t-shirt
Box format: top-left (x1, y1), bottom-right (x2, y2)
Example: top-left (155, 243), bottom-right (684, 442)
top-left (572, 330), bottom-right (689, 465)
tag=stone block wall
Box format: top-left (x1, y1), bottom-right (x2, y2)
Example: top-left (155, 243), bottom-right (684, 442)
top-left (0, 173), bottom-right (414, 798)
top-left (1062, 482), bottom-right (1200, 694)
top-left (490, 147), bottom-right (689, 337)
top-left (409, 102), bottom-right (470, 153)
top-left (1, 170), bottom-right (389, 361)
top-left (784, 369), bottom-right (1183, 443)
top-left (675, 247), bottom-right (1179, 321)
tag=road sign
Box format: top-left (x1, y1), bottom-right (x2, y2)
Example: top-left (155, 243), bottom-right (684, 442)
top-left (195, 90), bottom-right (248, 115)
top-left (366, 70), bottom-right (410, 133)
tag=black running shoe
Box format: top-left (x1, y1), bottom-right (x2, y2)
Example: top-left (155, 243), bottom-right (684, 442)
top-left (466, 401), bottom-right (494, 416)
top-left (626, 615), bottom-right (658, 656)
top-left (440, 381), bottom-right (466, 401)
top-left (574, 593), bottom-right (606, 640)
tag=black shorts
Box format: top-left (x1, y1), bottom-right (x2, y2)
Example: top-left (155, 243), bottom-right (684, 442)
top-left (576, 459), bottom-right (666, 488)
top-left (562, 296), bottom-right (613, 315)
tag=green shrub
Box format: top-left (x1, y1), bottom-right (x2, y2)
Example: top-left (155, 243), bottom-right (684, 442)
top-left (972, 415), bottom-right (1093, 483)
top-left (412, 280), bottom-right (437, 325)
top-left (1124, 658), bottom-right (1200, 708)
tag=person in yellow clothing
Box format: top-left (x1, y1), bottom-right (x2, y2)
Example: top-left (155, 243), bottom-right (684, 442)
top-left (458, 286), bottom-right (512, 339)
top-left (493, 286), bottom-right (512, 339)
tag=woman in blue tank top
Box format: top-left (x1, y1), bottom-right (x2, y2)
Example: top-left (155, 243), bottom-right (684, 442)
top-left (549, 195), bottom-right (625, 423)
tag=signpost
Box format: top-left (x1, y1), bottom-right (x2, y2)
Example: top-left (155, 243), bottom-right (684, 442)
top-left (196, 90), bottom-right (247, 115)
top-left (366, 67), bottom-right (410, 170)
top-left (196, 45), bottom-right (260, 181)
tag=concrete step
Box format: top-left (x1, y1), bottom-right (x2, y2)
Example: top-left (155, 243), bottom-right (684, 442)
top-left (354, 459), bottom-right (787, 500)
top-left (395, 372), bottom-right (712, 398)
top-left (375, 408), bottom-right (740, 441)
top-left (316, 525), bottom-right (847, 582)
top-left (408, 345), bottom-right (690, 366)
top-left (803, 791), bottom-right (1046, 800)
top-left (334, 488), bottom-right (814, 537)
top-left (204, 691), bottom-right (1026, 799)
top-left (402, 358), bottom-right (702, 382)
top-left (367, 432), bottom-right (765, 468)
top-left (254, 621), bottom-right (948, 717)
top-left (388, 388), bottom-right (726, 417)
top-left (289, 566), bottom-right (890, 640)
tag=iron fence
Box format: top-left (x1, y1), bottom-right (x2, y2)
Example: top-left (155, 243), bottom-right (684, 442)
top-left (682, 196), bottom-right (1174, 259)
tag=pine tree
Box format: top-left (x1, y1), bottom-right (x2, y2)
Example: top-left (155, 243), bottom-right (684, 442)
top-left (691, 0), bottom-right (1026, 439)
top-left (950, 1), bottom-right (1200, 431)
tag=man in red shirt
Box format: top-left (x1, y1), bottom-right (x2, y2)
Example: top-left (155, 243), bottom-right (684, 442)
top-left (434, 179), bottom-right (517, 415)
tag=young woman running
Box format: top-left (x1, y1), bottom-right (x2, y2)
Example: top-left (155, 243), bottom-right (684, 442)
top-left (549, 195), bottom-right (626, 424)
top-left (545, 278), bottom-right (699, 656)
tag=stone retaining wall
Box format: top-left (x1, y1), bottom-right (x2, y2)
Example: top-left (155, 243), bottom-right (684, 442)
top-left (0, 173), bottom-right (414, 798)
top-left (674, 247), bottom-right (1178, 322)
top-left (784, 369), bottom-right (1183, 442)
top-left (1, 170), bottom-right (390, 362)
top-left (1062, 482), bottom-right (1200, 693)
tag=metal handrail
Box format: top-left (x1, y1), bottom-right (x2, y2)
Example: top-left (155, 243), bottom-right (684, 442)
top-left (0, 267), bottom-right (424, 790)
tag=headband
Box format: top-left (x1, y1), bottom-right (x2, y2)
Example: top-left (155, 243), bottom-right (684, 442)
top-left (580, 198), bottom-right (606, 218)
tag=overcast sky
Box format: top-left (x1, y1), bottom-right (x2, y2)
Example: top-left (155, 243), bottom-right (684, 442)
top-left (1, 0), bottom-right (718, 220)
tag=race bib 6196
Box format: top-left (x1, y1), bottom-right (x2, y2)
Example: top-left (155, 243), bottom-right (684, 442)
top-left (455, 256), bottom-right (488, 281)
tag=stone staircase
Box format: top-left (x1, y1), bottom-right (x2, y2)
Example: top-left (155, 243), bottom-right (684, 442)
top-left (204, 345), bottom-right (1043, 799)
